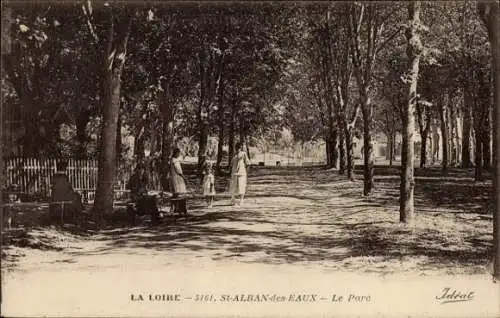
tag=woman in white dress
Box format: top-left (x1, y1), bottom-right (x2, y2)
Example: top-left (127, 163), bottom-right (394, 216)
top-left (229, 142), bottom-right (251, 205)
top-left (169, 148), bottom-right (187, 197)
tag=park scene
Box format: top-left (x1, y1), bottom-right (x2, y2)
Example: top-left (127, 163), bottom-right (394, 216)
top-left (1, 1), bottom-right (499, 316)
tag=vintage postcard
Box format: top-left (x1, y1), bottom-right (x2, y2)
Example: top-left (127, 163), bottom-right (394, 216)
top-left (1, 1), bottom-right (499, 317)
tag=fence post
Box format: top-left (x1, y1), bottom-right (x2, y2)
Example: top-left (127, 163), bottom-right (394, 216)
top-left (86, 160), bottom-right (89, 191)
top-left (79, 159), bottom-right (83, 191)
top-left (60, 202), bottom-right (64, 227)
top-left (68, 158), bottom-right (72, 188)
top-left (21, 157), bottom-right (25, 194)
top-left (44, 159), bottom-right (50, 198)
top-left (36, 158), bottom-right (40, 195)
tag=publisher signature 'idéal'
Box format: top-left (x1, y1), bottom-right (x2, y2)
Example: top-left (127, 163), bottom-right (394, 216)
top-left (436, 288), bottom-right (474, 304)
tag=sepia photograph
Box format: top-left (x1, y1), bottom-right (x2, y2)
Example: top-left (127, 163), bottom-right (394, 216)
top-left (1, 1), bottom-right (499, 317)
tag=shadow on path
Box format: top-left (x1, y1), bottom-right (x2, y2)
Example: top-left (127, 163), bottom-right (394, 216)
top-left (2, 165), bottom-right (494, 275)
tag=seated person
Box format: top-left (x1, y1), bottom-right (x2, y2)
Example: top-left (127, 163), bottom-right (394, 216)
top-left (127, 164), bottom-right (147, 202)
top-left (49, 160), bottom-right (83, 222)
top-left (126, 164), bottom-right (160, 225)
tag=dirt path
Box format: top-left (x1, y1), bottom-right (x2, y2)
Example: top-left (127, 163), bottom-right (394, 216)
top-left (2, 167), bottom-right (494, 274)
top-left (1, 167), bottom-right (497, 316)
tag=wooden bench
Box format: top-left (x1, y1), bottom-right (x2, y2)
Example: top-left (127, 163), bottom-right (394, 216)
top-left (75, 188), bottom-right (131, 203)
top-left (1, 201), bottom-right (74, 229)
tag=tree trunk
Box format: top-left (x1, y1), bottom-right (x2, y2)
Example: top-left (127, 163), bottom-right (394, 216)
top-left (197, 46), bottom-right (212, 177)
top-left (160, 122), bottom-right (173, 191)
top-left (492, 7), bottom-right (500, 285)
top-left (431, 119), bottom-right (440, 164)
top-left (478, 0), bottom-right (500, 280)
top-left (93, 10), bottom-right (132, 224)
top-left (362, 116), bottom-right (374, 196)
top-left (400, 1), bottom-right (421, 224)
top-left (345, 124), bottom-right (356, 181)
top-left (483, 131), bottom-right (491, 169)
top-left (448, 99), bottom-right (458, 167)
top-left (455, 108), bottom-right (463, 164)
top-left (474, 68), bottom-right (488, 181)
top-left (325, 135), bottom-right (331, 167)
top-left (321, 17), bottom-right (338, 170)
top-left (198, 124), bottom-right (209, 175)
top-left (384, 109), bottom-right (396, 166)
top-left (239, 113), bottom-right (245, 145)
top-left (228, 98), bottom-right (236, 167)
top-left (329, 129), bottom-right (338, 169)
top-left (483, 101), bottom-right (492, 169)
top-left (216, 119), bottom-right (224, 174)
top-left (476, 64), bottom-right (491, 175)
top-left (389, 129), bottom-right (396, 167)
top-left (462, 87), bottom-right (473, 167)
top-left (474, 114), bottom-right (484, 181)
top-left (338, 116), bottom-right (346, 174)
top-left (116, 112), bottom-right (122, 165)
top-left (386, 133), bottom-right (392, 161)
top-left (215, 87), bottom-right (225, 174)
top-left (159, 98), bottom-right (174, 191)
top-left (439, 94), bottom-right (449, 173)
top-left (357, 87), bottom-right (375, 196)
top-left (420, 129), bottom-right (428, 168)
top-left (419, 106), bottom-right (432, 168)
top-left (197, 103), bottom-right (208, 174)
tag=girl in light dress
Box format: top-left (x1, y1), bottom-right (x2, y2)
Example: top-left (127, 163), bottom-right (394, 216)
top-left (202, 161), bottom-right (216, 208)
top-left (229, 142), bottom-right (251, 206)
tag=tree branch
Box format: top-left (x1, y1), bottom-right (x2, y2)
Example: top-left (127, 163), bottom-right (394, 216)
top-left (82, 1), bottom-right (99, 42)
top-left (375, 25), bottom-right (404, 55)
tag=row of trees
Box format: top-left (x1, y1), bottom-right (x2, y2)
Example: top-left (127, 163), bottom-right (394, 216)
top-left (2, 2), bottom-right (298, 217)
top-left (1, 1), bottom-right (499, 269)
top-left (288, 2), bottom-right (495, 181)
top-left (277, 2), bottom-right (498, 237)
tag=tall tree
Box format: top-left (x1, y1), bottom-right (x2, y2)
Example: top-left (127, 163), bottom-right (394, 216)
top-left (305, 7), bottom-right (339, 170)
top-left (93, 5), bottom-right (133, 223)
top-left (474, 65), bottom-right (489, 180)
top-left (329, 6), bottom-right (354, 176)
top-left (400, 1), bottom-right (423, 224)
top-left (462, 82), bottom-right (474, 168)
top-left (415, 98), bottom-right (433, 168)
top-left (477, 0), bottom-right (500, 281)
top-left (347, 3), bottom-right (403, 195)
top-left (322, 10), bottom-right (339, 169)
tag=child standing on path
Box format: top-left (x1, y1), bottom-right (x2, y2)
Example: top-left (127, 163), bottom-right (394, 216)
top-left (202, 161), bottom-right (216, 208)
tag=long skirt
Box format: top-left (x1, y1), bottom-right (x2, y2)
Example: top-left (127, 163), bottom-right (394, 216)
top-left (170, 174), bottom-right (187, 195)
top-left (202, 175), bottom-right (216, 196)
top-left (229, 174), bottom-right (247, 195)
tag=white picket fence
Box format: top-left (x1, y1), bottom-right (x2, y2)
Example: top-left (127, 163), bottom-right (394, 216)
top-left (4, 158), bottom-right (103, 198)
